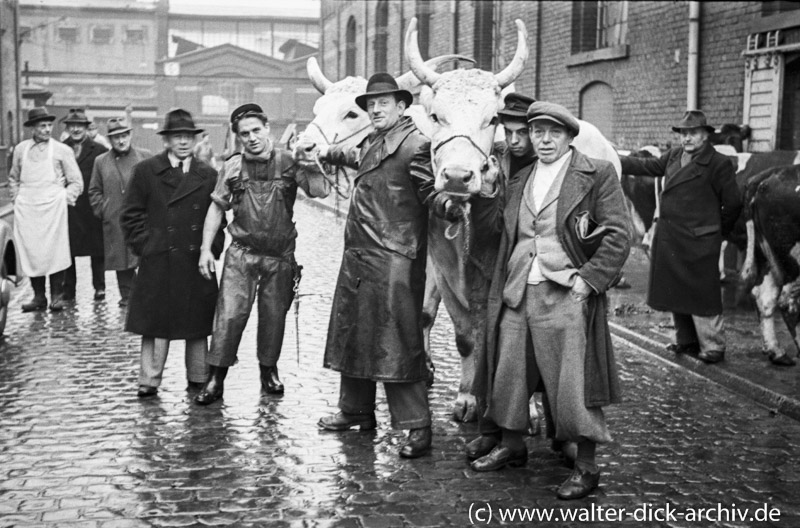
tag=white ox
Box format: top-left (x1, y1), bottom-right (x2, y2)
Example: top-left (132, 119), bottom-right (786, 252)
top-left (405, 17), bottom-right (624, 423)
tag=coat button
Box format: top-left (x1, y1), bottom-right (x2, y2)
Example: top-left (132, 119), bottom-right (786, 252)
top-left (167, 226), bottom-right (175, 232)
top-left (191, 224), bottom-right (199, 231)
top-left (192, 204), bottom-right (200, 210)
top-left (189, 245), bottom-right (198, 251)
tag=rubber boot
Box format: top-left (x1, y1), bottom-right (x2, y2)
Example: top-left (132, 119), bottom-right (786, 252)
top-left (194, 366), bottom-right (228, 405)
top-left (260, 364), bottom-right (284, 394)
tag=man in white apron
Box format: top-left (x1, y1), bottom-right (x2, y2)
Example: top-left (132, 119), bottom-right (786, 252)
top-left (8, 107), bottom-right (83, 312)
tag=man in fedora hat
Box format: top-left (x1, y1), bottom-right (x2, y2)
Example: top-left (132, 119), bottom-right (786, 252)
top-left (121, 108), bottom-right (225, 398)
top-left (193, 103), bottom-right (329, 405)
top-left (88, 117), bottom-right (151, 306)
top-left (621, 110), bottom-right (741, 364)
top-left (309, 72), bottom-right (437, 458)
top-left (470, 101), bottom-right (629, 499)
top-left (9, 107), bottom-right (83, 312)
top-left (62, 108), bottom-right (108, 303)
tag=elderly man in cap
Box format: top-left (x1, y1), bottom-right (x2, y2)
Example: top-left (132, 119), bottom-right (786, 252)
top-left (62, 108), bottom-right (108, 303)
top-left (121, 108), bottom-right (225, 398)
top-left (194, 103), bottom-right (328, 405)
top-left (9, 107), bottom-right (83, 312)
top-left (472, 101), bottom-right (630, 499)
top-left (620, 110), bottom-right (741, 364)
top-left (88, 117), bottom-right (151, 306)
top-left (306, 72), bottom-right (437, 458)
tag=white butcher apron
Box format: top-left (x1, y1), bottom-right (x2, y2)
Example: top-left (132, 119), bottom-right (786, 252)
top-left (13, 141), bottom-right (71, 276)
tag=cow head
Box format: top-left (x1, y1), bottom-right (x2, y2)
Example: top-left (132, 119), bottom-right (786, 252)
top-left (293, 55), bottom-right (473, 170)
top-left (406, 17), bottom-right (528, 199)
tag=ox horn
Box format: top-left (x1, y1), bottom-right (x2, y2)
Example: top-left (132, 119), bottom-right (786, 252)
top-left (307, 56), bottom-right (333, 94)
top-left (494, 19), bottom-right (529, 89)
top-left (396, 54), bottom-right (475, 92)
top-left (405, 17), bottom-right (441, 86)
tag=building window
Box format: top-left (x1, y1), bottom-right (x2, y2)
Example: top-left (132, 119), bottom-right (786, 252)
top-left (580, 81), bottom-right (614, 140)
top-left (415, 0), bottom-right (432, 60)
top-left (57, 26), bottom-right (79, 44)
top-left (125, 27), bottom-right (145, 44)
top-left (474, 0), bottom-right (493, 70)
top-left (19, 26), bottom-right (32, 43)
top-left (202, 95), bottom-right (230, 116)
top-left (91, 26), bottom-right (113, 45)
top-left (345, 16), bottom-right (357, 77)
top-left (374, 0), bottom-right (389, 72)
top-left (762, 1), bottom-right (800, 16)
top-left (202, 82), bottom-right (254, 116)
top-left (572, 1), bottom-right (628, 54)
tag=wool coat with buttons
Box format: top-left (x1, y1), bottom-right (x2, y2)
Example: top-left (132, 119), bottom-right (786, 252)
top-left (120, 150), bottom-right (225, 340)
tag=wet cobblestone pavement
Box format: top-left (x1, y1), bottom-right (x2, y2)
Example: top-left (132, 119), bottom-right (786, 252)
top-left (2, 201), bottom-right (800, 527)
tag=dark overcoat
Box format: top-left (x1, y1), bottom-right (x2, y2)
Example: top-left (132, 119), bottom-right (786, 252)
top-left (64, 138), bottom-right (107, 256)
top-left (621, 143), bottom-right (741, 315)
top-left (120, 151), bottom-right (225, 340)
top-left (323, 116), bottom-right (435, 382)
top-left (88, 147), bottom-right (151, 270)
top-left (473, 148), bottom-right (631, 408)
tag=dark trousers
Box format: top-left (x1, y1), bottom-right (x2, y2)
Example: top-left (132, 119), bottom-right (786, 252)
top-left (63, 256), bottom-right (105, 297)
top-left (30, 270), bottom-right (66, 300)
top-left (339, 374), bottom-right (431, 430)
top-left (116, 268), bottom-right (136, 300)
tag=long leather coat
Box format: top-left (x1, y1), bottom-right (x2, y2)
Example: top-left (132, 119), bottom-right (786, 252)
top-left (322, 116), bottom-right (435, 382)
top-left (621, 143), bottom-right (741, 316)
top-left (64, 137), bottom-right (107, 256)
top-left (88, 147), bottom-right (152, 270)
top-left (121, 151), bottom-right (225, 340)
top-left (473, 148), bottom-right (630, 408)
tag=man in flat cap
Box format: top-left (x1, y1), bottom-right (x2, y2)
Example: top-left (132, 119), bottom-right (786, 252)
top-left (496, 92), bottom-right (537, 179)
top-left (308, 72), bottom-right (438, 459)
top-left (472, 101), bottom-right (630, 499)
top-left (121, 108), bottom-right (225, 398)
top-left (88, 117), bottom-right (151, 306)
top-left (194, 103), bottom-right (329, 405)
top-left (62, 108), bottom-right (108, 303)
top-left (620, 110), bottom-right (741, 364)
top-left (9, 107), bottom-right (83, 312)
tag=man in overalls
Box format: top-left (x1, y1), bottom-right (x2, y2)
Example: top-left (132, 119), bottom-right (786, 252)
top-left (9, 107), bottom-right (83, 312)
top-left (194, 103), bottom-right (329, 405)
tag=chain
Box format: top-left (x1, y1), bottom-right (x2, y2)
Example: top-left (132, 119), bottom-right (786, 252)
top-left (443, 201), bottom-right (471, 256)
top-left (293, 267), bottom-right (302, 367)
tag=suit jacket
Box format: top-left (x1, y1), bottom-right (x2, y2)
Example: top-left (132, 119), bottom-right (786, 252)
top-left (474, 147), bottom-right (631, 408)
top-left (621, 143), bottom-right (741, 315)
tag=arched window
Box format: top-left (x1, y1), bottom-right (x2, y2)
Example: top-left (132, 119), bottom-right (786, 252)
top-left (580, 81), bottom-right (614, 140)
top-left (374, 0), bottom-right (389, 72)
top-left (780, 56), bottom-right (800, 150)
top-left (345, 16), bottom-right (357, 77)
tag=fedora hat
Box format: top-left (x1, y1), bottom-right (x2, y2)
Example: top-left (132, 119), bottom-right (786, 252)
top-left (106, 116), bottom-right (132, 137)
top-left (63, 108), bottom-right (91, 126)
top-left (671, 110), bottom-right (715, 133)
top-left (355, 73), bottom-right (413, 111)
top-left (157, 108), bottom-right (203, 136)
top-left (526, 101), bottom-right (581, 137)
top-left (498, 92), bottom-right (536, 120)
top-left (23, 107), bottom-right (57, 127)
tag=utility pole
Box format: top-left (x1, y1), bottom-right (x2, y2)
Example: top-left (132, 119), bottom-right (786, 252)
top-left (0, 0), bottom-right (23, 183)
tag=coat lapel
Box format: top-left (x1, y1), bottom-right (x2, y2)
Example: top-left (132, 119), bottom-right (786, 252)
top-left (504, 164), bottom-right (533, 245)
top-left (355, 117), bottom-right (416, 181)
top-left (556, 149), bottom-right (594, 229)
top-left (168, 157), bottom-right (204, 204)
top-left (664, 143), bottom-right (713, 192)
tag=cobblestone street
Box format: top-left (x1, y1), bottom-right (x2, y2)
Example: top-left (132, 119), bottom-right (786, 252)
top-left (2, 201), bottom-right (800, 527)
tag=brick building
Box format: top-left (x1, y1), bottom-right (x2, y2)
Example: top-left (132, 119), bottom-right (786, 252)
top-left (319, 1), bottom-right (800, 152)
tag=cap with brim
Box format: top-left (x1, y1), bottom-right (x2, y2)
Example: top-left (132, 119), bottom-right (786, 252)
top-left (671, 110), bottom-right (715, 134)
top-left (106, 117), bottom-right (132, 137)
top-left (526, 101), bottom-right (580, 136)
top-left (24, 107), bottom-right (57, 127)
top-left (498, 92), bottom-right (536, 120)
top-left (157, 108), bottom-right (203, 136)
top-left (355, 73), bottom-right (413, 111)
top-left (63, 108), bottom-right (92, 126)
top-left (231, 103), bottom-right (267, 125)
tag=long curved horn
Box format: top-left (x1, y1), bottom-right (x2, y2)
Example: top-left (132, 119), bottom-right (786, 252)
top-left (494, 19), bottom-right (529, 89)
top-left (396, 55), bottom-right (475, 91)
top-left (405, 17), bottom-right (441, 86)
top-left (307, 56), bottom-right (333, 94)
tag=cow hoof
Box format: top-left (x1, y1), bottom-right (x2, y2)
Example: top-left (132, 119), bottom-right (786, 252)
top-left (453, 393), bottom-right (477, 422)
top-left (769, 352), bottom-right (796, 366)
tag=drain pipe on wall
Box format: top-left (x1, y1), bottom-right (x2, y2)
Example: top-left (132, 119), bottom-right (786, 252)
top-left (687, 1), bottom-right (700, 110)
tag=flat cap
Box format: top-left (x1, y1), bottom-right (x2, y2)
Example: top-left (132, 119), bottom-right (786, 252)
top-left (498, 92), bottom-right (536, 120)
top-left (526, 101), bottom-right (580, 136)
top-left (231, 103), bottom-right (267, 125)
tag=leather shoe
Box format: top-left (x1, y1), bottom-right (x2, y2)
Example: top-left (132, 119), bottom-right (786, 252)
top-left (666, 342), bottom-right (700, 354)
top-left (260, 365), bottom-right (284, 394)
top-left (399, 426), bottom-right (432, 458)
top-left (194, 366), bottom-right (228, 405)
top-left (699, 349), bottom-right (725, 363)
top-left (471, 445), bottom-right (527, 472)
top-left (465, 434), bottom-right (499, 460)
top-left (137, 386), bottom-right (158, 398)
top-left (557, 467), bottom-right (600, 500)
top-left (49, 297), bottom-right (65, 312)
top-left (318, 411), bottom-right (377, 431)
top-left (94, 289), bottom-right (106, 301)
top-left (21, 297), bottom-right (47, 312)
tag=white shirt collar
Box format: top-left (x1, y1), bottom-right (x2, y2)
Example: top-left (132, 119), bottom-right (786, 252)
top-left (167, 152), bottom-right (191, 173)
